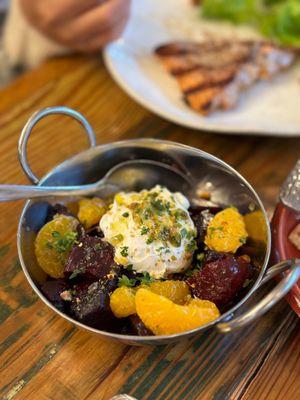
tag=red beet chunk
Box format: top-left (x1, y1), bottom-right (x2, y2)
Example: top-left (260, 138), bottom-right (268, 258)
top-left (189, 205), bottom-right (222, 216)
top-left (187, 253), bottom-right (251, 309)
top-left (65, 236), bottom-right (115, 281)
top-left (46, 203), bottom-right (75, 222)
top-left (130, 314), bottom-right (153, 336)
top-left (40, 279), bottom-right (69, 311)
top-left (189, 206), bottom-right (221, 247)
top-left (70, 279), bottom-right (119, 331)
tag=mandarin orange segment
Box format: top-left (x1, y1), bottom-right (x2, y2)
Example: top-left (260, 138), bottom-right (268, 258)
top-left (244, 210), bottom-right (267, 244)
top-left (135, 288), bottom-right (220, 335)
top-left (149, 280), bottom-right (190, 305)
top-left (34, 215), bottom-right (79, 278)
top-left (110, 280), bottom-right (190, 318)
top-left (77, 197), bottom-right (106, 229)
top-left (110, 286), bottom-right (136, 318)
top-left (205, 207), bottom-right (248, 253)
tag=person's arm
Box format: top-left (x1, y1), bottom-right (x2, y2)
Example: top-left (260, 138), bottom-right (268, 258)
top-left (3, 0), bottom-right (131, 67)
top-left (20, 0), bottom-right (131, 52)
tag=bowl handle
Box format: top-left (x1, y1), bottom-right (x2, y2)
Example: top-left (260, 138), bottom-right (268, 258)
top-left (217, 259), bottom-right (300, 333)
top-left (18, 106), bottom-right (97, 184)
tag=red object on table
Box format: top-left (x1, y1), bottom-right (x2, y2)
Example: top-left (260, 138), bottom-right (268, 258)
top-left (271, 202), bottom-right (300, 316)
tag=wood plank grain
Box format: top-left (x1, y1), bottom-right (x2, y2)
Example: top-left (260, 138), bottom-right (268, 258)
top-left (87, 296), bottom-right (298, 400)
top-left (241, 318), bottom-right (300, 400)
top-left (0, 54), bottom-right (299, 400)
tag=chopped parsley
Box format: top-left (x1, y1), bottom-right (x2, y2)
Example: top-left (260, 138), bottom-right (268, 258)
top-left (69, 267), bottom-right (85, 280)
top-left (170, 234), bottom-right (181, 248)
top-left (156, 246), bottom-right (165, 252)
top-left (197, 252), bottom-right (205, 262)
top-left (186, 230), bottom-right (195, 240)
top-left (46, 231), bottom-right (78, 254)
top-left (185, 264), bottom-right (201, 277)
top-left (158, 226), bottom-right (170, 242)
top-left (141, 226), bottom-right (149, 235)
top-left (186, 239), bottom-right (197, 254)
top-left (239, 237), bottom-right (247, 244)
top-left (146, 236), bottom-right (154, 245)
top-left (94, 243), bottom-right (102, 251)
top-left (120, 246), bottom-right (129, 257)
top-left (139, 272), bottom-right (155, 285)
top-left (180, 228), bottom-right (188, 238)
top-left (174, 209), bottom-right (188, 221)
top-left (125, 264), bottom-right (133, 271)
top-left (151, 198), bottom-right (165, 212)
top-left (122, 212), bottom-right (129, 218)
top-left (51, 231), bottom-right (60, 238)
top-left (142, 207), bottom-right (153, 220)
top-left (184, 253), bottom-right (205, 277)
top-left (208, 226), bottom-right (224, 238)
top-left (118, 275), bottom-right (136, 287)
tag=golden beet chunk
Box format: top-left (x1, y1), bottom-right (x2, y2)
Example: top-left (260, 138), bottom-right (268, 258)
top-left (205, 207), bottom-right (248, 253)
top-left (135, 288), bottom-right (220, 335)
top-left (35, 215), bottom-right (79, 278)
top-left (77, 197), bottom-right (106, 229)
top-left (110, 286), bottom-right (136, 318)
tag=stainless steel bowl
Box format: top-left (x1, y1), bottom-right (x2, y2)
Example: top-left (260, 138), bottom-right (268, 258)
top-left (17, 107), bottom-right (300, 346)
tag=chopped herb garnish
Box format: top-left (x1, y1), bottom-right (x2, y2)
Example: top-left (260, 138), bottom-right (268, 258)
top-left (186, 239), bottom-right (197, 254)
top-left (158, 226), bottom-right (170, 242)
top-left (184, 262), bottom-right (202, 277)
top-left (186, 230), bottom-right (195, 240)
top-left (165, 202), bottom-right (171, 214)
top-left (69, 267), bottom-right (85, 280)
top-left (181, 228), bottom-right (188, 238)
top-left (141, 226), bottom-right (149, 235)
top-left (118, 275), bottom-right (136, 287)
top-left (146, 236), bottom-right (154, 245)
top-left (156, 246), bottom-right (165, 252)
top-left (170, 234), bottom-right (181, 248)
top-left (122, 212), bottom-right (129, 218)
top-left (151, 199), bottom-right (165, 214)
top-left (197, 252), bottom-right (205, 262)
top-left (184, 253), bottom-right (205, 277)
top-left (120, 246), bottom-right (129, 257)
top-left (47, 231), bottom-right (78, 254)
top-left (51, 231), bottom-right (60, 238)
top-left (139, 272), bottom-right (155, 285)
top-left (174, 209), bottom-right (188, 221)
top-left (94, 243), bottom-right (102, 251)
top-left (208, 226), bottom-right (224, 238)
top-left (239, 237), bottom-right (247, 244)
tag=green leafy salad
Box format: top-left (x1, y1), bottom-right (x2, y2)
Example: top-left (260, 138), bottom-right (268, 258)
top-left (201, 0), bottom-right (300, 47)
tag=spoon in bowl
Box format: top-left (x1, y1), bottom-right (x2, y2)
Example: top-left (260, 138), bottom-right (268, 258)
top-left (0, 159), bottom-right (194, 202)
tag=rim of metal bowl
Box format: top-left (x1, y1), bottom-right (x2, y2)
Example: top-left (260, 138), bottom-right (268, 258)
top-left (17, 138), bottom-right (271, 342)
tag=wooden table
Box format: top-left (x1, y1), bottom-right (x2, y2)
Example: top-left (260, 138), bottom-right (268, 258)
top-left (0, 55), bottom-right (299, 400)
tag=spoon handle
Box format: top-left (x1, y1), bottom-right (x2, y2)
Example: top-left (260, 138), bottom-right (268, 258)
top-left (0, 183), bottom-right (115, 201)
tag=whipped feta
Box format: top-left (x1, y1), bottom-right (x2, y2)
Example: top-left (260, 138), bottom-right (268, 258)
top-left (100, 185), bottom-right (196, 278)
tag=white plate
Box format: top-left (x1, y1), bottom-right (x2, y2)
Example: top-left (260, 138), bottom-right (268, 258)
top-left (104, 0), bottom-right (300, 136)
